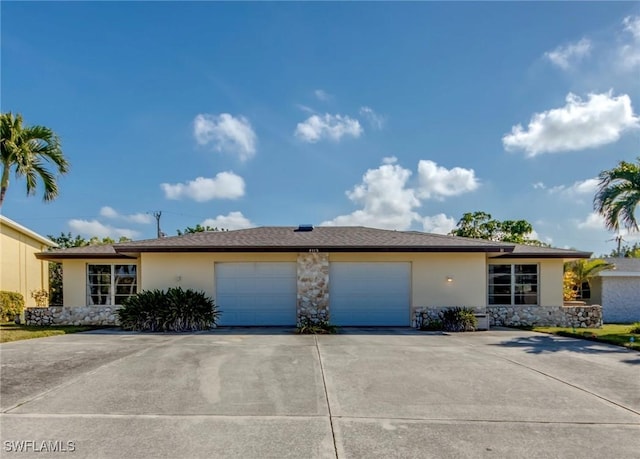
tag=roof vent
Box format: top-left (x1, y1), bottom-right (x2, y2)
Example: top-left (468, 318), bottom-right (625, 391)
top-left (296, 224), bottom-right (314, 232)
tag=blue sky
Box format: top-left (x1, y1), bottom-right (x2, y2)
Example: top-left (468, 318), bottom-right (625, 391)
top-left (2, 2), bottom-right (639, 255)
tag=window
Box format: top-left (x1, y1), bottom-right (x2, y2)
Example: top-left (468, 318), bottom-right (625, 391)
top-left (87, 264), bottom-right (137, 305)
top-left (488, 264), bottom-right (538, 305)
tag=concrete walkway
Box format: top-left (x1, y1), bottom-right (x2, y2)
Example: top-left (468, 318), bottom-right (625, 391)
top-left (1, 328), bottom-right (638, 458)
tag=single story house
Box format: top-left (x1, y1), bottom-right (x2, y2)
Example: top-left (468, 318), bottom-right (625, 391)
top-left (35, 226), bottom-right (596, 327)
top-left (1, 215), bottom-right (56, 306)
top-left (589, 258), bottom-right (640, 323)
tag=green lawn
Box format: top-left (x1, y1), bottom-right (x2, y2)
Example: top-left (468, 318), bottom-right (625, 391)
top-left (0, 322), bottom-right (104, 343)
top-left (533, 324), bottom-right (640, 351)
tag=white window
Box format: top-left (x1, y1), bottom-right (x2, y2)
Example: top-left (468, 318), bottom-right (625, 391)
top-left (87, 264), bottom-right (137, 305)
top-left (488, 264), bottom-right (538, 305)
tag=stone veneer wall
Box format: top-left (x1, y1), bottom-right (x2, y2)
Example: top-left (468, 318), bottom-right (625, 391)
top-left (487, 305), bottom-right (602, 328)
top-left (297, 252), bottom-right (329, 324)
top-left (413, 305), bottom-right (602, 329)
top-left (25, 306), bottom-right (120, 326)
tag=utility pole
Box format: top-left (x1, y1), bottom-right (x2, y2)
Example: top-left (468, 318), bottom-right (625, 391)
top-left (152, 211), bottom-right (163, 238)
top-left (615, 235), bottom-right (624, 257)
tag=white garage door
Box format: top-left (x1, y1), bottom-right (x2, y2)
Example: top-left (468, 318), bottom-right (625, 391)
top-left (215, 262), bottom-right (297, 326)
top-left (330, 262), bottom-right (411, 326)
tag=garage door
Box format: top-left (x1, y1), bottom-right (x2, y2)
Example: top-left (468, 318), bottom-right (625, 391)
top-left (215, 262), bottom-right (297, 326)
top-left (329, 262), bottom-right (410, 326)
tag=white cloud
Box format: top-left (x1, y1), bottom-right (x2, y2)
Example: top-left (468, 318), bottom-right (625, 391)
top-left (294, 113), bottom-right (363, 143)
top-left (314, 89), bottom-right (332, 101)
top-left (548, 178), bottom-right (599, 196)
top-left (619, 16), bottom-right (640, 71)
top-left (421, 213), bottom-right (457, 235)
top-left (503, 92), bottom-right (639, 156)
top-left (161, 172), bottom-right (245, 202)
top-left (577, 212), bottom-right (606, 230)
top-left (532, 182), bottom-right (546, 190)
top-left (321, 158), bottom-right (420, 230)
top-left (68, 219), bottom-right (139, 240)
top-left (544, 38), bottom-right (591, 70)
top-left (417, 160), bottom-right (480, 199)
top-left (201, 211), bottom-right (253, 230)
top-left (99, 206), bottom-right (153, 224)
top-left (359, 106), bottom-right (385, 129)
top-left (193, 113), bottom-right (257, 161)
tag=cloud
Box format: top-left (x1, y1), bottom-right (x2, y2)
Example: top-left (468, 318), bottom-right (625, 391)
top-left (314, 89), bottom-right (332, 101)
top-left (201, 211), bottom-right (254, 230)
top-left (544, 38), bottom-right (591, 70)
top-left (294, 113), bottom-right (363, 143)
top-left (421, 213), bottom-right (457, 235)
top-left (619, 16), bottom-right (640, 71)
top-left (416, 160), bottom-right (480, 199)
top-left (577, 212), bottom-right (606, 230)
top-left (161, 172), bottom-right (245, 202)
top-left (359, 106), bottom-right (385, 129)
top-left (68, 219), bottom-right (139, 240)
top-left (321, 158), bottom-right (420, 230)
top-left (502, 92), bottom-right (639, 156)
top-left (99, 206), bottom-right (153, 224)
top-left (548, 178), bottom-right (599, 197)
top-left (193, 113), bottom-right (257, 161)
top-left (532, 182), bottom-right (546, 190)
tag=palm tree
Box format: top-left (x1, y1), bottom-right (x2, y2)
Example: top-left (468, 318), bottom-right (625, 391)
top-left (0, 112), bottom-right (70, 207)
top-left (564, 259), bottom-right (612, 300)
top-left (593, 158), bottom-right (640, 232)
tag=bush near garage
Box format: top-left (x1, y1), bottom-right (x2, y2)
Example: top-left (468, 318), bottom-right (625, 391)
top-left (0, 291), bottom-right (25, 322)
top-left (118, 287), bottom-right (220, 332)
top-left (296, 316), bottom-right (338, 334)
top-left (440, 307), bottom-right (478, 332)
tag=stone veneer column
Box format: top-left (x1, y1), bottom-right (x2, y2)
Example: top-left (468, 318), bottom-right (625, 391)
top-left (297, 252), bottom-right (330, 324)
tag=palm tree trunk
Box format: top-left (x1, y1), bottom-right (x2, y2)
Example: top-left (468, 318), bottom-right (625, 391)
top-left (0, 162), bottom-right (10, 208)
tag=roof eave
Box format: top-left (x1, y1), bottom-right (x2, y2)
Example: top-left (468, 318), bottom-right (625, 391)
top-left (35, 252), bottom-right (137, 261)
top-left (114, 245), bottom-right (514, 253)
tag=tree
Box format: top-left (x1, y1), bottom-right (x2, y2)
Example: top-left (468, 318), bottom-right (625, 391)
top-left (563, 259), bottom-right (612, 300)
top-left (47, 233), bottom-right (131, 305)
top-left (0, 112), bottom-right (70, 207)
top-left (594, 157), bottom-right (640, 233)
top-left (609, 242), bottom-right (640, 258)
top-left (177, 224), bottom-right (227, 235)
top-left (449, 211), bottom-right (548, 246)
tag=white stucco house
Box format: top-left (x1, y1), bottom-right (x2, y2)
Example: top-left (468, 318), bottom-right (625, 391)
top-left (589, 258), bottom-right (640, 323)
top-left (33, 226), bottom-right (599, 328)
top-left (1, 215), bottom-right (56, 306)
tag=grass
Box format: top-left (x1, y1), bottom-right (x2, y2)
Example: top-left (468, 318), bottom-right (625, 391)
top-left (0, 322), bottom-right (103, 343)
top-left (533, 324), bottom-right (640, 351)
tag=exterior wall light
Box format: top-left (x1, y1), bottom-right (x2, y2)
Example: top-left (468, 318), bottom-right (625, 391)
top-left (446, 276), bottom-right (454, 283)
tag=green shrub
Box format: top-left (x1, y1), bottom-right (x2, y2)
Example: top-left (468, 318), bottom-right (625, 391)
top-left (630, 322), bottom-right (640, 334)
top-left (439, 307), bottom-right (478, 332)
top-left (0, 291), bottom-right (25, 322)
top-left (118, 287), bottom-right (220, 332)
top-left (296, 317), bottom-right (338, 334)
top-left (416, 314), bottom-right (443, 331)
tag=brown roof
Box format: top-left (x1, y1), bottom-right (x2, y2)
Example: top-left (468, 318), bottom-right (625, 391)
top-left (490, 243), bottom-right (591, 259)
top-left (36, 226), bottom-right (591, 259)
top-left (36, 244), bottom-right (135, 260)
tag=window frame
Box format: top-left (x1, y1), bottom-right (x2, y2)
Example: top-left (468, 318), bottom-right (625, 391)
top-left (488, 263), bottom-right (539, 306)
top-left (86, 263), bottom-right (137, 306)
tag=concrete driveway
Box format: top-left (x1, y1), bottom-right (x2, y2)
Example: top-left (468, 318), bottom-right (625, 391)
top-left (1, 328), bottom-right (638, 458)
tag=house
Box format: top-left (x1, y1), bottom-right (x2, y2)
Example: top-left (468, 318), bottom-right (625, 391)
top-left (1, 215), bottom-right (57, 307)
top-left (34, 226), bottom-right (599, 328)
top-left (589, 258), bottom-right (640, 323)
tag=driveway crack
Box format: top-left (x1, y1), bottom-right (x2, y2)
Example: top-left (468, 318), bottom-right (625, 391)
top-left (314, 335), bottom-right (338, 459)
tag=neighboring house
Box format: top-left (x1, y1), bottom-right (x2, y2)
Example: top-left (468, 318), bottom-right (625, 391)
top-left (589, 258), bottom-right (640, 323)
top-left (36, 226), bottom-right (592, 327)
top-left (1, 215), bottom-right (57, 307)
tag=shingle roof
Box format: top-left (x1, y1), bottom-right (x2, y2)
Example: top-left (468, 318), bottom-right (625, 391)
top-left (36, 244), bottom-right (135, 260)
top-left (594, 257), bottom-right (640, 276)
top-left (490, 243), bottom-right (592, 259)
top-left (36, 226), bottom-right (591, 259)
